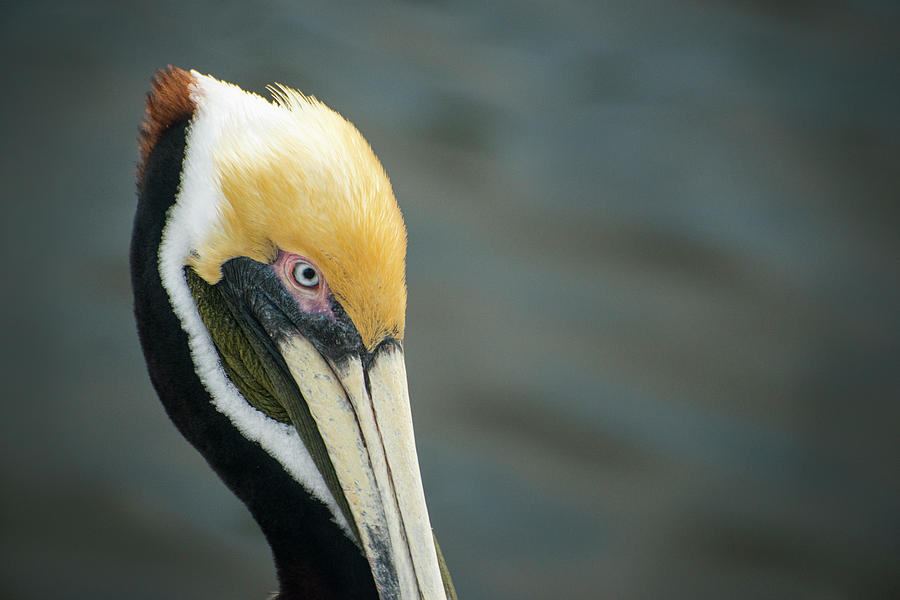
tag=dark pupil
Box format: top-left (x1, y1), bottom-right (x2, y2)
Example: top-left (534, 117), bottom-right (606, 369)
top-left (301, 267), bottom-right (316, 281)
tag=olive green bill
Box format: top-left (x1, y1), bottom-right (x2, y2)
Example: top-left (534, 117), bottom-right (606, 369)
top-left (186, 267), bottom-right (456, 599)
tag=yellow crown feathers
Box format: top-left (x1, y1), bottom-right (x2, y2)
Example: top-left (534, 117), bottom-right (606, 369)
top-left (189, 81), bottom-right (407, 350)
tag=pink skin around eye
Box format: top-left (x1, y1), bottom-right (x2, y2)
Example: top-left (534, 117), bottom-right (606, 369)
top-left (272, 250), bottom-right (335, 318)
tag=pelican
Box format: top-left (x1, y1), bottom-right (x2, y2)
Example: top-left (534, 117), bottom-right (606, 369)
top-left (130, 67), bottom-right (457, 600)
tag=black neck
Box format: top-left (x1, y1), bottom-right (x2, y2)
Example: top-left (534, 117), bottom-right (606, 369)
top-left (130, 121), bottom-right (378, 599)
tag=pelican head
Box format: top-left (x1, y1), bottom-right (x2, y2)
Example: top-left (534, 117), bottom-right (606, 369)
top-left (131, 67), bottom-right (456, 599)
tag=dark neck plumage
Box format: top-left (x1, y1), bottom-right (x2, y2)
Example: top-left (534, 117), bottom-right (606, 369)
top-left (131, 121), bottom-right (378, 599)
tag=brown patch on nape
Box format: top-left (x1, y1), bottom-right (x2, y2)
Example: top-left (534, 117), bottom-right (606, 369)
top-left (137, 66), bottom-right (196, 184)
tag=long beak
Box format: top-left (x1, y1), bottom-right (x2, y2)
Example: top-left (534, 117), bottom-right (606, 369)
top-left (279, 335), bottom-right (451, 600)
top-left (184, 262), bottom-right (455, 599)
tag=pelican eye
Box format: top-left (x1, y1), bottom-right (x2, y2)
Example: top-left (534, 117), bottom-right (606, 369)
top-left (291, 261), bottom-right (320, 288)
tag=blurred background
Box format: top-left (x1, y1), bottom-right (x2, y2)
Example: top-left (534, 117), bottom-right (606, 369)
top-left (1, 1), bottom-right (899, 598)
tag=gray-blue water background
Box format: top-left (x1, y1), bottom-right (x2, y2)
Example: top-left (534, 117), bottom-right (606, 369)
top-left (1, 1), bottom-right (898, 598)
